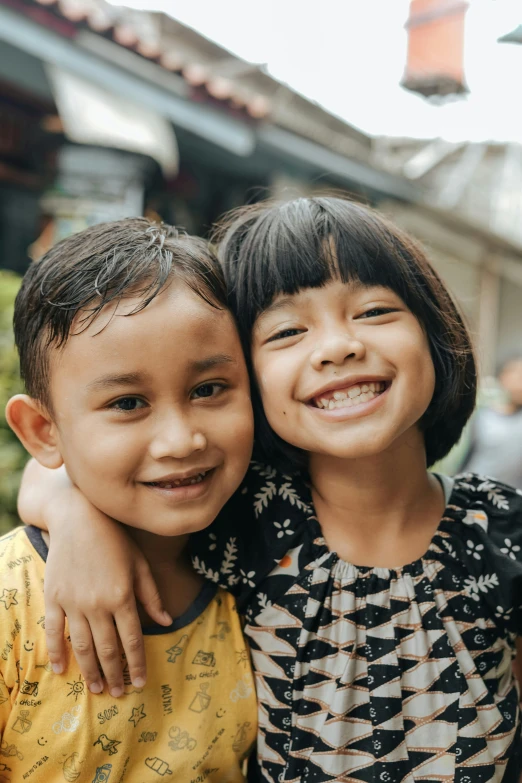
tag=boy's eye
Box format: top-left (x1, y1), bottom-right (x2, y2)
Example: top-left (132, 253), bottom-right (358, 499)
top-left (268, 328), bottom-right (303, 342)
top-left (191, 383), bottom-right (226, 400)
top-left (111, 397), bottom-right (147, 412)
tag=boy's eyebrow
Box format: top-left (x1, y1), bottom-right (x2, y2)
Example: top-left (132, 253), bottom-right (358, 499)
top-left (87, 372), bottom-right (148, 392)
top-left (86, 356), bottom-right (237, 393)
top-left (190, 354), bottom-right (237, 372)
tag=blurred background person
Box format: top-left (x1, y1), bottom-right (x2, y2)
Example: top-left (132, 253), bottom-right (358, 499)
top-left (459, 358), bottom-right (522, 488)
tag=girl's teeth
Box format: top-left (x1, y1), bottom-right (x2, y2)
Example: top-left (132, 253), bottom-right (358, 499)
top-left (315, 384), bottom-right (387, 409)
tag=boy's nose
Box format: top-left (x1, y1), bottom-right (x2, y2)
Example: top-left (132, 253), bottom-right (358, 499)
top-left (149, 418), bottom-right (207, 460)
top-left (310, 333), bottom-right (366, 370)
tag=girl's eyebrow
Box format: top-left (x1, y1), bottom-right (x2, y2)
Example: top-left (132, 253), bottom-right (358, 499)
top-left (258, 281), bottom-right (378, 323)
top-left (254, 298), bottom-right (296, 334)
top-left (259, 297), bottom-right (295, 319)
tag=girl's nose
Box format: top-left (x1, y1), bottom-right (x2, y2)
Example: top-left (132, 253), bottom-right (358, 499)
top-left (310, 333), bottom-right (366, 371)
top-left (149, 416), bottom-right (207, 461)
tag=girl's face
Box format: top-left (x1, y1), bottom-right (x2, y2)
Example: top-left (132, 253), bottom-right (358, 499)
top-left (251, 278), bottom-right (435, 462)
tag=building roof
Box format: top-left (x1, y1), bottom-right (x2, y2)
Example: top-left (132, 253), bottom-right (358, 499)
top-left (18, 0), bottom-right (372, 163)
top-left (374, 136), bottom-right (522, 250)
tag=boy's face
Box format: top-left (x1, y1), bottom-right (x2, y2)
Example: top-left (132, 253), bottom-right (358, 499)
top-left (47, 279), bottom-right (253, 536)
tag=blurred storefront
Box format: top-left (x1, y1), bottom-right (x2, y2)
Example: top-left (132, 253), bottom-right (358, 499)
top-left (0, 0), bottom-right (417, 272)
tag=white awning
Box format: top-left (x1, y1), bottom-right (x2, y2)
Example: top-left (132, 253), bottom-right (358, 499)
top-left (46, 64), bottom-right (179, 177)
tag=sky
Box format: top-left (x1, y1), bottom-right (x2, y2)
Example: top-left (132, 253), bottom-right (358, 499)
top-left (106, 0), bottom-right (522, 143)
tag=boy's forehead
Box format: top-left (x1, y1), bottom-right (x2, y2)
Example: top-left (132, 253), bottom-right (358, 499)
top-left (51, 280), bottom-right (244, 382)
top-left (69, 279), bottom-right (231, 338)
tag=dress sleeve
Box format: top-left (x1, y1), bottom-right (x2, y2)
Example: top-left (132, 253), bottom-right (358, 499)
top-left (453, 474), bottom-right (522, 635)
top-left (189, 462), bottom-right (313, 612)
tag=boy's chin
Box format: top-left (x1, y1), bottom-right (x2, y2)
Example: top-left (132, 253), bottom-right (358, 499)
top-left (123, 511), bottom-right (216, 538)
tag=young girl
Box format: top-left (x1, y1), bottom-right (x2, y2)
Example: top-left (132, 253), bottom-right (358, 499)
top-left (20, 198), bottom-right (522, 783)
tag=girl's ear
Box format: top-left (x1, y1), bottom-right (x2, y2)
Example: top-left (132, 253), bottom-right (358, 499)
top-left (5, 395), bottom-right (64, 470)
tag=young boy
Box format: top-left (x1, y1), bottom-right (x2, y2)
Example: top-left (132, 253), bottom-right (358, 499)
top-left (2, 219), bottom-right (256, 782)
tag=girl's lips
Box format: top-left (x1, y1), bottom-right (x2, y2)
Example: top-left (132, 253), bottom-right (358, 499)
top-left (306, 383), bottom-right (391, 420)
top-left (312, 380), bottom-right (388, 409)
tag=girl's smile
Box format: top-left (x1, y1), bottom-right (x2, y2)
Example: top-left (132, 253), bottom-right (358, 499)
top-left (306, 378), bottom-right (390, 419)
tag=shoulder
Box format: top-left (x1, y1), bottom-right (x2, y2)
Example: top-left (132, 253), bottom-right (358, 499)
top-left (445, 473), bottom-right (522, 629)
top-left (190, 463), bottom-right (314, 605)
top-left (0, 527), bottom-right (43, 631)
top-left (193, 461), bottom-right (313, 548)
top-left (242, 461), bottom-right (313, 521)
top-left (0, 526), bottom-right (41, 577)
top-left (451, 473), bottom-right (522, 533)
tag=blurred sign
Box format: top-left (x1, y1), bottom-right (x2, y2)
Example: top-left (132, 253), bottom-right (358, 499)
top-left (46, 65), bottom-right (179, 177)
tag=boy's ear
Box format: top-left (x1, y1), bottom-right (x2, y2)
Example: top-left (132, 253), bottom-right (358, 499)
top-left (5, 395), bottom-right (63, 470)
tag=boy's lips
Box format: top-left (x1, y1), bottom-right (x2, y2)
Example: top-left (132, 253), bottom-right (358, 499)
top-left (141, 467), bottom-right (215, 489)
top-left (141, 468), bottom-right (217, 503)
top-left (306, 377), bottom-right (391, 410)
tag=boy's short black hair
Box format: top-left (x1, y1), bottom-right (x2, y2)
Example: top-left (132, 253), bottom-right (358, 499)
top-left (215, 196), bottom-right (477, 469)
top-left (14, 218), bottom-right (227, 411)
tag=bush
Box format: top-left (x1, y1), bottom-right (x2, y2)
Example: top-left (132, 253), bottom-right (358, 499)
top-left (0, 271), bottom-right (26, 534)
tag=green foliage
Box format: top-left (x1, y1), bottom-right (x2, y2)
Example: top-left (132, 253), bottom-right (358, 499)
top-left (0, 271), bottom-right (26, 534)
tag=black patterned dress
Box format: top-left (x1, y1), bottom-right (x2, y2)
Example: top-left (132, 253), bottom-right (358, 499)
top-left (190, 469), bottom-right (522, 783)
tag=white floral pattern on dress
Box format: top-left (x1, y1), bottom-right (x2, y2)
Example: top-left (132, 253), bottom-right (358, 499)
top-left (192, 469), bottom-right (522, 783)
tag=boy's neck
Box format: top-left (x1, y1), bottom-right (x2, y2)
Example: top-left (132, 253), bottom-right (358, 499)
top-left (308, 429), bottom-right (445, 568)
top-left (126, 529), bottom-right (204, 626)
top-left (127, 528), bottom-right (190, 570)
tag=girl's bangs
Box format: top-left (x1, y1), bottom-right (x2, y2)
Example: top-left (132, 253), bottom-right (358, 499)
top-left (235, 199), bottom-right (413, 328)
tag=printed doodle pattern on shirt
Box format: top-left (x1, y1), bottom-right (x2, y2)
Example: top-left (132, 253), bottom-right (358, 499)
top-left (0, 526), bottom-right (256, 782)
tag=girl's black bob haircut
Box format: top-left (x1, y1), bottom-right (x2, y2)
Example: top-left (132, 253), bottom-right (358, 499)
top-left (215, 195), bottom-right (477, 470)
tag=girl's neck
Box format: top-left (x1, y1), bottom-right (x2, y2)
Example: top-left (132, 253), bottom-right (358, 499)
top-left (309, 430), bottom-right (446, 568)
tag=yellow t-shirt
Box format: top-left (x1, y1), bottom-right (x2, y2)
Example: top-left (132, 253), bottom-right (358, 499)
top-left (0, 527), bottom-right (257, 783)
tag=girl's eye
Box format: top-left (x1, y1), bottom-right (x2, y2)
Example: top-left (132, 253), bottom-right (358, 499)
top-left (268, 328), bottom-right (304, 342)
top-left (192, 383), bottom-right (226, 400)
top-left (111, 397), bottom-right (147, 412)
top-left (358, 307), bottom-right (396, 319)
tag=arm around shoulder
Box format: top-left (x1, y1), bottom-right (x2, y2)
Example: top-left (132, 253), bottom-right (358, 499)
top-left (18, 458), bottom-right (73, 531)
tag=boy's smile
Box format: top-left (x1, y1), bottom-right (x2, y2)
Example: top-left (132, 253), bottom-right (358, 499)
top-left (252, 279), bottom-right (435, 461)
top-left (47, 280), bottom-right (253, 536)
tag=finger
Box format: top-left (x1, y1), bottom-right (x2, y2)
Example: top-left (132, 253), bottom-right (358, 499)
top-left (89, 614), bottom-right (125, 698)
top-left (66, 613), bottom-right (104, 694)
top-left (45, 604), bottom-right (67, 675)
top-left (134, 558), bottom-right (172, 626)
top-left (114, 604), bottom-right (147, 689)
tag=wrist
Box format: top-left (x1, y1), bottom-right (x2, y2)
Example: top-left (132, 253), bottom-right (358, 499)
top-left (43, 485), bottom-right (89, 535)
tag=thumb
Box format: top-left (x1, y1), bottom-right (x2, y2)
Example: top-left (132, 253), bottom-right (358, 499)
top-left (134, 557), bottom-right (172, 626)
